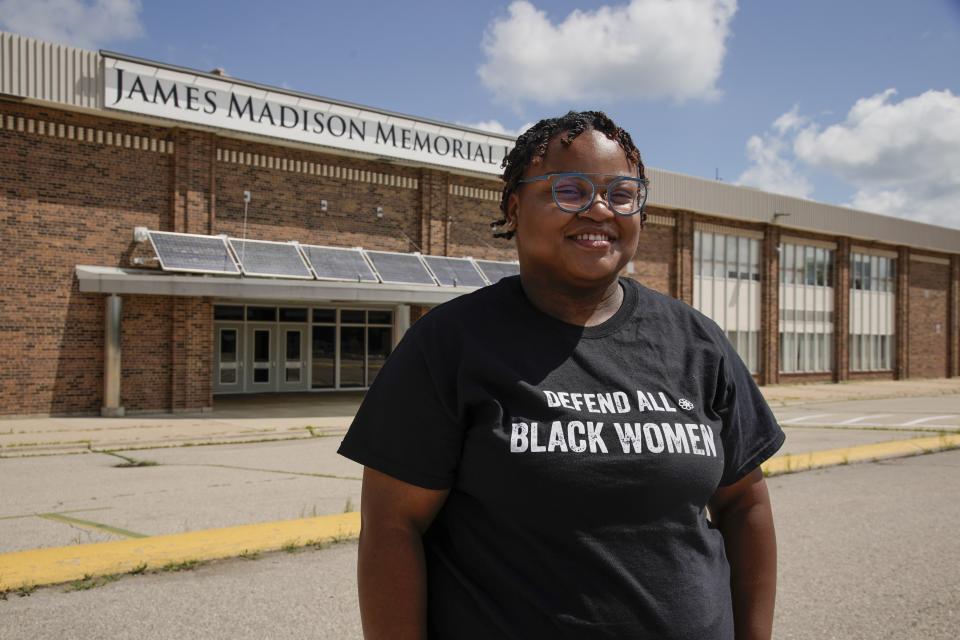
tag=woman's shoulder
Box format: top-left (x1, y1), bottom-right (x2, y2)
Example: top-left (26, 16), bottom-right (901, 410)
top-left (405, 276), bottom-right (520, 340)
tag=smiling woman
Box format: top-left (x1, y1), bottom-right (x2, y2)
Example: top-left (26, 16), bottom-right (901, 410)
top-left (338, 110), bottom-right (785, 640)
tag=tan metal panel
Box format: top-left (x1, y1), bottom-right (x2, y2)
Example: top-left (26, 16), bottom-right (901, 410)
top-left (647, 166), bottom-right (960, 254)
top-left (0, 31), bottom-right (101, 108)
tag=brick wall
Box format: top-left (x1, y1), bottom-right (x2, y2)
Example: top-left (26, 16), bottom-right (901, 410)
top-left (907, 258), bottom-right (950, 378)
top-left (627, 213), bottom-right (675, 296)
top-left (214, 138), bottom-right (425, 253)
top-left (0, 102), bottom-right (173, 415)
top-left (3, 98), bottom-right (958, 415)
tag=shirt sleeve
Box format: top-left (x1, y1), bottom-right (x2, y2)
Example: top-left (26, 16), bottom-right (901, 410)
top-left (712, 334), bottom-right (786, 487)
top-left (336, 328), bottom-right (464, 490)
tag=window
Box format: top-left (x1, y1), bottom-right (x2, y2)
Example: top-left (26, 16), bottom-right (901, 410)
top-left (779, 242), bottom-right (835, 373)
top-left (214, 305), bottom-right (244, 321)
top-left (849, 253), bottom-right (895, 371)
top-left (694, 230), bottom-right (762, 373)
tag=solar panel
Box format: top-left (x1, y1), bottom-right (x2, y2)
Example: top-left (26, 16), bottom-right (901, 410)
top-left (148, 231), bottom-right (240, 275)
top-left (365, 251), bottom-right (436, 286)
top-left (475, 259), bottom-right (520, 284)
top-left (228, 239), bottom-right (314, 279)
top-left (300, 245), bottom-right (379, 283)
top-left (422, 256), bottom-right (487, 287)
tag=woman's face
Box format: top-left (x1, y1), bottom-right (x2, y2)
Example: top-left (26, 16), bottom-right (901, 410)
top-left (507, 129), bottom-right (643, 290)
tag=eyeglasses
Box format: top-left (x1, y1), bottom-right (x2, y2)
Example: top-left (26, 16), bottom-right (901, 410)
top-left (517, 172), bottom-right (648, 216)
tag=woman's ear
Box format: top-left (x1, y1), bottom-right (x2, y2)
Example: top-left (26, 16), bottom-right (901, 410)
top-left (505, 192), bottom-right (520, 233)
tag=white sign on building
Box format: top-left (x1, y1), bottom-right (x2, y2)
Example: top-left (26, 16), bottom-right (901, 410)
top-left (103, 55), bottom-right (514, 175)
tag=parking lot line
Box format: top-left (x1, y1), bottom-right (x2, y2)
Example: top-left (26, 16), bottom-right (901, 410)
top-left (899, 414), bottom-right (957, 426)
top-left (837, 414), bottom-right (891, 425)
top-left (781, 413), bottom-right (833, 425)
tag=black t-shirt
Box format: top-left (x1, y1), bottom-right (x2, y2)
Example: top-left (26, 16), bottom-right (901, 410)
top-left (338, 276), bottom-right (785, 639)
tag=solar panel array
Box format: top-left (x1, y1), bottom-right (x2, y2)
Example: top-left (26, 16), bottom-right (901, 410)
top-left (301, 245), bottom-right (378, 283)
top-left (475, 259), bottom-right (521, 283)
top-left (365, 251), bottom-right (436, 286)
top-left (229, 239), bottom-right (313, 279)
top-left (146, 230), bottom-right (517, 289)
top-left (149, 232), bottom-right (240, 275)
top-left (423, 256), bottom-right (488, 287)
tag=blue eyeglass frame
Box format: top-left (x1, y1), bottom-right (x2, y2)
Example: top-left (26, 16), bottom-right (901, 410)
top-left (516, 171), bottom-right (649, 216)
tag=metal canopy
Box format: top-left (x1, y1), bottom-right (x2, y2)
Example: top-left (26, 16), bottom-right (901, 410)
top-left (75, 265), bottom-right (473, 305)
top-left (228, 238), bottom-right (313, 279)
top-left (148, 231), bottom-right (240, 275)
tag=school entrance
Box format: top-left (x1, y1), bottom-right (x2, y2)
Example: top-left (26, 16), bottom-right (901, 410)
top-left (213, 304), bottom-right (398, 395)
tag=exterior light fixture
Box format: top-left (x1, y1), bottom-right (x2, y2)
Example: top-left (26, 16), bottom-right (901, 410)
top-left (375, 206), bottom-right (384, 219)
top-left (320, 200), bottom-right (328, 212)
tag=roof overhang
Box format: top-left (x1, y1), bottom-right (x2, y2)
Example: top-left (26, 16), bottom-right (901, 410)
top-left (75, 265), bottom-right (474, 305)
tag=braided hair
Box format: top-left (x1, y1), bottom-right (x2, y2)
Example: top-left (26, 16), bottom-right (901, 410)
top-left (492, 110), bottom-right (648, 240)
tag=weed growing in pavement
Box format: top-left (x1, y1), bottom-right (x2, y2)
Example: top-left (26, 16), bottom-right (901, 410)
top-left (0, 589), bottom-right (7, 601)
top-left (239, 549), bottom-right (260, 560)
top-left (343, 497), bottom-right (354, 513)
top-left (128, 563), bottom-right (148, 575)
top-left (101, 450), bottom-right (158, 468)
top-left (305, 426), bottom-right (317, 437)
top-left (281, 540), bottom-right (301, 553)
top-left (299, 504), bottom-right (320, 519)
top-left (304, 538), bottom-right (331, 551)
top-left (15, 584), bottom-right (37, 598)
top-left (67, 573), bottom-right (119, 592)
top-left (160, 559), bottom-right (205, 572)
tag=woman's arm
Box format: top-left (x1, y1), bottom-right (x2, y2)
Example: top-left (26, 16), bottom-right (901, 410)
top-left (708, 467), bottom-right (777, 640)
top-left (356, 466), bottom-right (450, 640)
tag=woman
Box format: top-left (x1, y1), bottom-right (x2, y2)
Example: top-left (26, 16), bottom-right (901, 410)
top-left (338, 111), bottom-right (784, 639)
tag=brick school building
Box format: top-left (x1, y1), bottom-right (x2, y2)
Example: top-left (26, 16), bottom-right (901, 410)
top-left (1, 31), bottom-right (957, 417)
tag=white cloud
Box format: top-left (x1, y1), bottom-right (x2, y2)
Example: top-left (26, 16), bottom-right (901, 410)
top-left (737, 90), bottom-right (960, 229)
top-left (0, 0), bottom-right (143, 49)
top-left (458, 119), bottom-right (535, 137)
top-left (735, 107), bottom-right (813, 199)
top-left (794, 89), bottom-right (960, 228)
top-left (477, 0), bottom-right (737, 107)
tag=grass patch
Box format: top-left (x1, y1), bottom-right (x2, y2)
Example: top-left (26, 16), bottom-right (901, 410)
top-left (15, 584), bottom-right (37, 598)
top-left (239, 549), bottom-right (260, 560)
top-left (128, 563), bottom-right (148, 575)
top-left (281, 540), bottom-right (301, 554)
top-left (101, 450), bottom-right (158, 468)
top-left (299, 504), bottom-right (320, 519)
top-left (66, 573), bottom-right (119, 592)
top-left (160, 559), bottom-right (205, 573)
top-left (343, 497), bottom-right (354, 513)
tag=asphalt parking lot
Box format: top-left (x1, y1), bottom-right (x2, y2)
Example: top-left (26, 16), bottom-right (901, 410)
top-left (2, 449), bottom-right (957, 640)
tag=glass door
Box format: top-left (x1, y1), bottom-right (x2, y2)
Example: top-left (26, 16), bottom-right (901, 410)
top-left (246, 326), bottom-right (275, 391)
top-left (213, 324), bottom-right (243, 394)
top-left (278, 326), bottom-right (308, 391)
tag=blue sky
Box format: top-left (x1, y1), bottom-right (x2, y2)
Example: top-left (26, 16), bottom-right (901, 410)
top-left (2, 0), bottom-right (960, 228)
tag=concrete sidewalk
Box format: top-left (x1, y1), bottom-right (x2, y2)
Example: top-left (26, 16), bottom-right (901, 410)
top-left (2, 380), bottom-right (959, 457)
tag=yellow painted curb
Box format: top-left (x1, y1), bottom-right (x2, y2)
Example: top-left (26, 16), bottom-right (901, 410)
top-left (0, 512), bottom-right (360, 591)
top-left (762, 433), bottom-right (960, 477)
